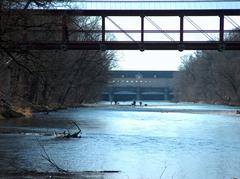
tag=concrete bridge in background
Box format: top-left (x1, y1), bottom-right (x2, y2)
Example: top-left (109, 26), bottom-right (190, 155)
top-left (102, 71), bottom-right (177, 101)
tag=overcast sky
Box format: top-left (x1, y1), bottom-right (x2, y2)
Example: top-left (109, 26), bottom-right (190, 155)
top-left (107, 16), bottom-right (239, 71)
top-left (113, 50), bottom-right (193, 71)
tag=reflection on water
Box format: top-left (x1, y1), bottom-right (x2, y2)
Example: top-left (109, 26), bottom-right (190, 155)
top-left (0, 102), bottom-right (240, 179)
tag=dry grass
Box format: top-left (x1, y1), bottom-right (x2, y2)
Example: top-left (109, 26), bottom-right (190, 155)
top-left (14, 107), bottom-right (32, 117)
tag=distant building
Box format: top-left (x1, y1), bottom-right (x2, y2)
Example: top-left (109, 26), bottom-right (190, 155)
top-left (102, 71), bottom-right (178, 101)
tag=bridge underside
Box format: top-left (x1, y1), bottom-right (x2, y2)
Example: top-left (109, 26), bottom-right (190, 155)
top-left (2, 9), bottom-right (240, 51)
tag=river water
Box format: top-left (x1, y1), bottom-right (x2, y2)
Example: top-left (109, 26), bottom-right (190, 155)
top-left (0, 102), bottom-right (240, 179)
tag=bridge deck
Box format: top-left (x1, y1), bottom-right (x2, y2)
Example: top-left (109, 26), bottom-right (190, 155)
top-left (6, 41), bottom-right (240, 50)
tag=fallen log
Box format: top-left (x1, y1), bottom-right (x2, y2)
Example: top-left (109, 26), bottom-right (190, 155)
top-left (55, 121), bottom-right (82, 138)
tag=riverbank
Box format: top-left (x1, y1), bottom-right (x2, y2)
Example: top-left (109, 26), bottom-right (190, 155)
top-left (0, 103), bottom-right (68, 120)
top-left (0, 170), bottom-right (121, 179)
top-left (0, 108), bottom-right (25, 120)
top-left (1, 102), bottom-right (239, 123)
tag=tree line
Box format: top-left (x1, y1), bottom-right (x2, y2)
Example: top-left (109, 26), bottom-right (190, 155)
top-left (174, 31), bottom-right (240, 105)
top-left (0, 0), bottom-right (115, 109)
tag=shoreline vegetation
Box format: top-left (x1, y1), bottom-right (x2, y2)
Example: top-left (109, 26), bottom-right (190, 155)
top-left (173, 34), bottom-right (240, 106)
top-left (0, 0), bottom-right (116, 122)
top-left (0, 102), bottom-right (65, 120)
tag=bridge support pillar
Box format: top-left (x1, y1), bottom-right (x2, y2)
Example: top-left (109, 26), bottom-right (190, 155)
top-left (136, 93), bottom-right (141, 101)
top-left (136, 88), bottom-right (141, 101)
top-left (164, 88), bottom-right (169, 101)
top-left (109, 93), bottom-right (113, 103)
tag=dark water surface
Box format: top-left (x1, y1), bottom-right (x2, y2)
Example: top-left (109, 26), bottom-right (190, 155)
top-left (0, 102), bottom-right (240, 179)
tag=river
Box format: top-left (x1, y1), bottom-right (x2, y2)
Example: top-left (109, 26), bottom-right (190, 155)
top-left (0, 102), bottom-right (240, 179)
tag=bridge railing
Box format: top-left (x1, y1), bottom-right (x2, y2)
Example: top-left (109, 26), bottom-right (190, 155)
top-left (64, 0), bottom-right (240, 10)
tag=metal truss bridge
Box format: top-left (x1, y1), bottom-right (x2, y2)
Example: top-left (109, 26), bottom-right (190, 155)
top-left (1, 8), bottom-right (240, 51)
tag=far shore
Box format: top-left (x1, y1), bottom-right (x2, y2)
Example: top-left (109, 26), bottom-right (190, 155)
top-left (1, 101), bottom-right (240, 121)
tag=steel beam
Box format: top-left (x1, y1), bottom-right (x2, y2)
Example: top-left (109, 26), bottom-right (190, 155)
top-left (219, 15), bottom-right (224, 43)
top-left (102, 16), bottom-right (105, 42)
top-left (141, 16), bottom-right (144, 51)
top-left (2, 9), bottom-right (240, 16)
top-left (179, 16), bottom-right (184, 51)
top-left (5, 41), bottom-right (240, 50)
top-left (141, 16), bottom-right (144, 43)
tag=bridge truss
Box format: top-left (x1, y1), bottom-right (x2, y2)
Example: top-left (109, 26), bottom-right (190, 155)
top-left (1, 9), bottom-right (240, 51)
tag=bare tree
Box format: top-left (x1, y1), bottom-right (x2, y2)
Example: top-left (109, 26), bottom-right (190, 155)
top-left (0, 0), bottom-right (116, 109)
top-left (174, 31), bottom-right (240, 105)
